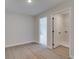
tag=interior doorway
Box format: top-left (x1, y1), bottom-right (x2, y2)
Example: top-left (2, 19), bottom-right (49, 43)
top-left (39, 17), bottom-right (47, 46)
top-left (52, 9), bottom-right (71, 58)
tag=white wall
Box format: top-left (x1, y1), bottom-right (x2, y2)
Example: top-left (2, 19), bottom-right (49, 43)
top-left (35, 0), bottom-right (74, 58)
top-left (5, 13), bottom-right (35, 47)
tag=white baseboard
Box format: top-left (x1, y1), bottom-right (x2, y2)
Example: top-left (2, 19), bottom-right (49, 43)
top-left (59, 42), bottom-right (69, 48)
top-left (5, 41), bottom-right (37, 48)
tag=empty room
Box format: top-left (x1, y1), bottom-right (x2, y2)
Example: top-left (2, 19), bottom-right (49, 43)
top-left (5, 0), bottom-right (74, 59)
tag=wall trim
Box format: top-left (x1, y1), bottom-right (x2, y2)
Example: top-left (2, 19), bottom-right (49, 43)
top-left (59, 42), bottom-right (70, 48)
top-left (5, 41), bottom-right (38, 48)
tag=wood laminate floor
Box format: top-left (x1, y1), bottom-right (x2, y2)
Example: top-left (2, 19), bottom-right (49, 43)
top-left (5, 43), bottom-right (69, 59)
top-left (53, 45), bottom-right (69, 59)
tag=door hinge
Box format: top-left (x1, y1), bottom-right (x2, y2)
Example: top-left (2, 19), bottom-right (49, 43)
top-left (52, 30), bottom-right (54, 32)
top-left (52, 43), bottom-right (54, 46)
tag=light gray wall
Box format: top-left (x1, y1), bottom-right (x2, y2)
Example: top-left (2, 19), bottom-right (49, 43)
top-left (5, 13), bottom-right (35, 47)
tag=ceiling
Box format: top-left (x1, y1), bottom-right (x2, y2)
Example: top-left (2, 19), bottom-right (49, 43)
top-left (5, 0), bottom-right (68, 15)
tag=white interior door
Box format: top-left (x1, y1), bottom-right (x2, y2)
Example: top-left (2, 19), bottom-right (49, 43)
top-left (54, 14), bottom-right (63, 48)
top-left (39, 17), bottom-right (47, 46)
